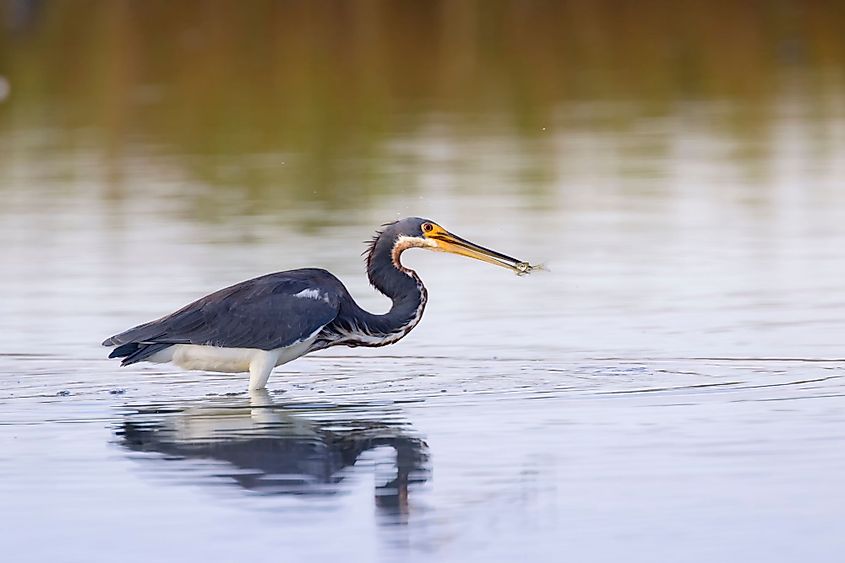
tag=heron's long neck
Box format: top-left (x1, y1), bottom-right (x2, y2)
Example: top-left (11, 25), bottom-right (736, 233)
top-left (360, 242), bottom-right (427, 338)
top-left (333, 239), bottom-right (427, 346)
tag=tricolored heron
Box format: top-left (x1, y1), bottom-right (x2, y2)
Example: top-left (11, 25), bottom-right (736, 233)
top-left (103, 217), bottom-right (537, 390)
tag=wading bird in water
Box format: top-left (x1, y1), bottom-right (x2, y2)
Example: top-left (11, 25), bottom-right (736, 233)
top-left (103, 218), bottom-right (538, 390)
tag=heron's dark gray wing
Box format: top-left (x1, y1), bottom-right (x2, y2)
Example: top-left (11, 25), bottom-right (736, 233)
top-left (103, 269), bottom-right (341, 351)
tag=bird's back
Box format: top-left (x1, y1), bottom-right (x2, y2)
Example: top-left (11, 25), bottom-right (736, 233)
top-left (103, 268), bottom-right (347, 364)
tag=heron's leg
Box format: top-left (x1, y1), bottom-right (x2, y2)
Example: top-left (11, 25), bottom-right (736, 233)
top-left (248, 352), bottom-right (275, 391)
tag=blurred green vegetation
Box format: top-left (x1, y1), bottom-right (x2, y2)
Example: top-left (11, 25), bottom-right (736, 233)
top-left (0, 0), bottom-right (843, 213)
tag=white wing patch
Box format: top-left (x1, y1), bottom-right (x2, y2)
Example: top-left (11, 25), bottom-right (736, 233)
top-left (294, 288), bottom-right (331, 303)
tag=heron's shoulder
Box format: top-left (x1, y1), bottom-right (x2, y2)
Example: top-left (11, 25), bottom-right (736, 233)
top-left (189, 269), bottom-right (346, 308)
top-left (234, 268), bottom-right (347, 302)
top-left (252, 268), bottom-right (345, 287)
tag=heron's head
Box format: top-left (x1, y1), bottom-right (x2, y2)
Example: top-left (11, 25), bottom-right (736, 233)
top-left (372, 217), bottom-right (537, 275)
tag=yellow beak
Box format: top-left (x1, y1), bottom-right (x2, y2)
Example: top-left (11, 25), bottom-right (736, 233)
top-left (426, 227), bottom-right (534, 275)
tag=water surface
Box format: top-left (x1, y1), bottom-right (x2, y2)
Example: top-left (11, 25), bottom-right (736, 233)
top-left (2, 3), bottom-right (845, 562)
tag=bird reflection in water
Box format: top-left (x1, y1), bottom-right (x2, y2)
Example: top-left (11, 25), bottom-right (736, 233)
top-left (115, 391), bottom-right (430, 521)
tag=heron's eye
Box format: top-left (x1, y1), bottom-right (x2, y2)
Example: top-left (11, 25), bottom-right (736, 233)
top-left (422, 223), bottom-right (434, 233)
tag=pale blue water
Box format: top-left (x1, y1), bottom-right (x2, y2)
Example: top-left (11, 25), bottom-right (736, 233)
top-left (2, 97), bottom-right (845, 562)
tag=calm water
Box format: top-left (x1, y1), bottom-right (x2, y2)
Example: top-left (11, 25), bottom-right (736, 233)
top-left (2, 3), bottom-right (845, 562)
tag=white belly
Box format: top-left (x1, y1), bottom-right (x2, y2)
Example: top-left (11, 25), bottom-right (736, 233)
top-left (149, 339), bottom-right (316, 373)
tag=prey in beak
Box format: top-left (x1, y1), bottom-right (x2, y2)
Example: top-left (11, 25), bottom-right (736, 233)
top-left (420, 221), bottom-right (541, 276)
